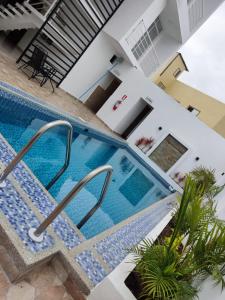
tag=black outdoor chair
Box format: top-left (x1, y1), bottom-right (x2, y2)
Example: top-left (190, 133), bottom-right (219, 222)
top-left (19, 45), bottom-right (47, 80)
top-left (19, 45), bottom-right (56, 92)
top-left (40, 63), bottom-right (57, 93)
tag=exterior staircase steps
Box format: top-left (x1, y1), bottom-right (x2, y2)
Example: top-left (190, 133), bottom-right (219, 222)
top-left (0, 1), bottom-right (47, 31)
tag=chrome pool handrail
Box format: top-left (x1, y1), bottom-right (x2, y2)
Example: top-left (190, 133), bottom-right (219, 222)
top-left (28, 165), bottom-right (113, 242)
top-left (0, 120), bottom-right (73, 190)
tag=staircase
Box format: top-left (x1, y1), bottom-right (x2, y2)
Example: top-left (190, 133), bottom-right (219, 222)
top-left (0, 0), bottom-right (53, 31)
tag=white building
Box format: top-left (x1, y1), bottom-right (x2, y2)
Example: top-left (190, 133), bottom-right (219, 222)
top-left (0, 0), bottom-right (223, 100)
top-left (61, 0), bottom-right (223, 101)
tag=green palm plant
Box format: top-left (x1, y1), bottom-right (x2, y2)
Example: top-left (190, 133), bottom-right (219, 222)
top-left (191, 220), bottom-right (225, 289)
top-left (189, 166), bottom-right (221, 199)
top-left (175, 187), bottom-right (217, 245)
top-left (168, 177), bottom-right (199, 251)
top-left (131, 174), bottom-right (225, 299)
top-left (171, 174), bottom-right (225, 290)
top-left (131, 177), bottom-right (199, 299)
top-left (132, 240), bottom-right (198, 300)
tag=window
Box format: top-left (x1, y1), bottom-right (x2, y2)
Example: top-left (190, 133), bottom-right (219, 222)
top-left (173, 68), bottom-right (181, 78)
top-left (158, 81), bottom-right (166, 90)
top-left (187, 105), bottom-right (200, 116)
top-left (149, 135), bottom-right (188, 172)
top-left (131, 17), bottom-right (163, 60)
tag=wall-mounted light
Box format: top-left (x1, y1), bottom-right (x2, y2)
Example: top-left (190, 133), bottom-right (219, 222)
top-left (110, 55), bottom-right (124, 65)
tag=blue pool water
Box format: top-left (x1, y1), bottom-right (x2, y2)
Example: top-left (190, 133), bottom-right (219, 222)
top-left (0, 84), bottom-right (170, 239)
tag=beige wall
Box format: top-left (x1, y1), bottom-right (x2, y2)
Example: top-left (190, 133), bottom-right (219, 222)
top-left (214, 116), bottom-right (225, 138)
top-left (152, 53), bottom-right (225, 139)
top-left (151, 53), bottom-right (187, 89)
top-left (166, 81), bottom-right (225, 129)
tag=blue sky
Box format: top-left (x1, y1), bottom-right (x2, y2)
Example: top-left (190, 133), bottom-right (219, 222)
top-left (179, 1), bottom-right (225, 103)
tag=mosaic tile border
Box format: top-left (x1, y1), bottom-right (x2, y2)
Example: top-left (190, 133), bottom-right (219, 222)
top-left (75, 199), bottom-right (173, 285)
top-left (75, 251), bottom-right (108, 286)
top-left (0, 179), bottom-right (54, 253)
top-left (0, 82), bottom-right (126, 148)
top-left (95, 204), bottom-right (170, 270)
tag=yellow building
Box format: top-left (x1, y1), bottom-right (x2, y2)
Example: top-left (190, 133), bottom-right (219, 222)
top-left (152, 53), bottom-right (225, 139)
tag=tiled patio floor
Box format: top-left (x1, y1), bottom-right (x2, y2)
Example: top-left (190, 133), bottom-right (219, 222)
top-left (0, 264), bottom-right (74, 300)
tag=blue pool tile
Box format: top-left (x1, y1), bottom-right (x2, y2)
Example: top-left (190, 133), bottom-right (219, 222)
top-left (0, 137), bottom-right (84, 249)
top-left (95, 204), bottom-right (171, 270)
top-left (75, 250), bottom-right (108, 286)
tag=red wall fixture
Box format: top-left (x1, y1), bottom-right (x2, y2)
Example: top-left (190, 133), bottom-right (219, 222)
top-left (113, 95), bottom-right (127, 110)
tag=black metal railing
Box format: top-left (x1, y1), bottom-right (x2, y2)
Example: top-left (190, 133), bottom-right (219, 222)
top-left (17, 0), bottom-right (124, 86)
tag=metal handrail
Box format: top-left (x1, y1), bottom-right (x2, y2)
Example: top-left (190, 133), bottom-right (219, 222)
top-left (28, 165), bottom-right (113, 242)
top-left (0, 120), bottom-right (73, 190)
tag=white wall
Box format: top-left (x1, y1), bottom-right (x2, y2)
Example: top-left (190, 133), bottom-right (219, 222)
top-left (160, 0), bottom-right (183, 42)
top-left (60, 32), bottom-right (120, 101)
top-left (97, 62), bottom-right (225, 184)
top-left (113, 98), bottom-right (147, 134)
top-left (104, 0), bottom-right (157, 42)
top-left (189, 0), bottom-right (224, 35)
top-left (104, 0), bottom-right (167, 67)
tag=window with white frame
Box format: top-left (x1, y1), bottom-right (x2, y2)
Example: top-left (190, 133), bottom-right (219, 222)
top-left (187, 105), bottom-right (200, 116)
top-left (131, 17), bottom-right (163, 60)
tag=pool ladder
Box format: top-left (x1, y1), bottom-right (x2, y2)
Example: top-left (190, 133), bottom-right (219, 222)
top-left (0, 120), bottom-right (113, 242)
top-left (0, 120), bottom-right (73, 190)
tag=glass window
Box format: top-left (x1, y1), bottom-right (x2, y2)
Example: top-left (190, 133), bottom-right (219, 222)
top-left (158, 81), bottom-right (166, 90)
top-left (187, 105), bottom-right (200, 116)
top-left (173, 68), bottom-right (182, 78)
top-left (148, 26), bottom-right (158, 41)
top-left (149, 135), bottom-right (188, 172)
top-left (131, 17), bottom-right (163, 60)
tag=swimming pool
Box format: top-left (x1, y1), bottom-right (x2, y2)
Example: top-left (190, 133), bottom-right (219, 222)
top-left (0, 83), bottom-right (171, 239)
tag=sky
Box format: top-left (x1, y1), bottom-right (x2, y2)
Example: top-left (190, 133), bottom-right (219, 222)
top-left (179, 1), bottom-right (225, 103)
